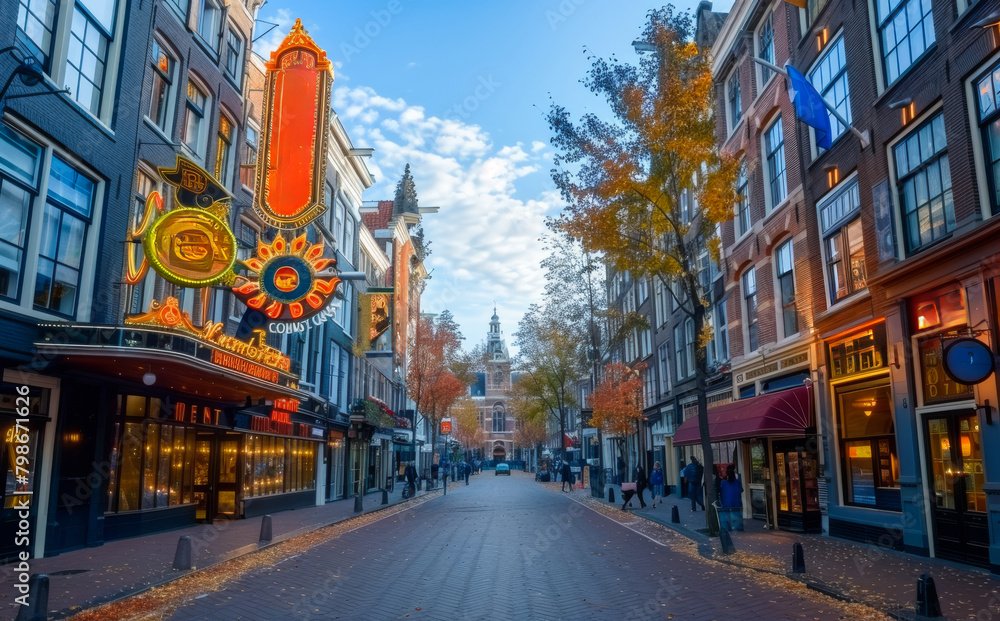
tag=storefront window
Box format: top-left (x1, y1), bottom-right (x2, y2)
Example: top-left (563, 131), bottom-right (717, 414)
top-left (750, 440), bottom-right (766, 485)
top-left (837, 384), bottom-right (900, 509)
top-left (242, 435), bottom-right (316, 497)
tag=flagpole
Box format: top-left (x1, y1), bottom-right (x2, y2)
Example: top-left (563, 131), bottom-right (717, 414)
top-left (750, 57), bottom-right (869, 148)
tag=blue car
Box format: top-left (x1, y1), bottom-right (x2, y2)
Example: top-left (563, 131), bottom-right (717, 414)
top-left (495, 463), bottom-right (510, 476)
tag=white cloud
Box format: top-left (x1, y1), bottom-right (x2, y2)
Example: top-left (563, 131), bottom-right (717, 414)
top-left (331, 85), bottom-right (556, 350)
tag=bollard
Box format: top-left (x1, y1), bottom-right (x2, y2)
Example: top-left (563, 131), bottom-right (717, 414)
top-left (465, 475), bottom-right (469, 486)
top-left (671, 505), bottom-right (680, 524)
top-left (719, 528), bottom-right (736, 555)
top-left (13, 574), bottom-right (48, 621)
top-left (259, 515), bottom-right (273, 544)
top-left (172, 535), bottom-right (193, 570)
top-left (916, 573), bottom-right (943, 618)
top-left (354, 493), bottom-right (363, 513)
top-left (443, 476), bottom-right (448, 495)
top-left (381, 488), bottom-right (389, 505)
top-left (792, 542), bottom-right (805, 573)
top-left (608, 487), bottom-right (616, 503)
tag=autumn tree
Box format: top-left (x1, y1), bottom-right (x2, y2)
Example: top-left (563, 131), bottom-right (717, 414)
top-left (590, 362), bottom-right (646, 475)
top-left (547, 6), bottom-right (739, 507)
top-left (513, 304), bottom-right (588, 461)
top-left (450, 395), bottom-right (485, 460)
top-left (408, 310), bottom-right (468, 461)
top-left (510, 376), bottom-right (549, 467)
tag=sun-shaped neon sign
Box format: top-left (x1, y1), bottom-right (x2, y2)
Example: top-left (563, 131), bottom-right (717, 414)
top-left (232, 232), bottom-right (340, 321)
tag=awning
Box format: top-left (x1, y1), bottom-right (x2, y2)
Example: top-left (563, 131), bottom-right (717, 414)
top-left (673, 386), bottom-right (811, 446)
top-left (563, 434), bottom-right (577, 448)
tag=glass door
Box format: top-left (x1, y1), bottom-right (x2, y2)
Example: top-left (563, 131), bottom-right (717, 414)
top-left (925, 413), bottom-right (988, 567)
top-left (193, 434), bottom-right (214, 521)
top-left (0, 420), bottom-right (40, 561)
top-left (216, 435), bottom-right (240, 518)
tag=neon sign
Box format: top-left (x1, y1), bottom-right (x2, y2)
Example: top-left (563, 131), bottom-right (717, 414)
top-left (253, 19), bottom-right (332, 229)
top-left (143, 208), bottom-right (237, 287)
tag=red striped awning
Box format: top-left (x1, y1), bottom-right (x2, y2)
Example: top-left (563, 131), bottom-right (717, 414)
top-left (673, 386), bottom-right (811, 446)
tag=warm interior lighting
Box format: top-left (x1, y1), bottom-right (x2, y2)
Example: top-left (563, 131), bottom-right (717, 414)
top-left (916, 301), bottom-right (940, 330)
top-left (962, 436), bottom-right (972, 458)
top-left (902, 102), bottom-right (916, 125)
top-left (941, 438), bottom-right (950, 452)
top-left (816, 28), bottom-right (829, 52)
top-left (825, 166), bottom-right (839, 187)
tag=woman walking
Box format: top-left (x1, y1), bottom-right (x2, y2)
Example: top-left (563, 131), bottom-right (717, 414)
top-left (649, 461), bottom-right (665, 507)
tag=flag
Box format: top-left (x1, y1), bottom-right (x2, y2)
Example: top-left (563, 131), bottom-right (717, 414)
top-left (785, 63), bottom-right (832, 150)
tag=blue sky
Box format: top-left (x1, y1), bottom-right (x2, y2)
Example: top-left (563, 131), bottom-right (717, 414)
top-left (256, 1), bottom-right (730, 351)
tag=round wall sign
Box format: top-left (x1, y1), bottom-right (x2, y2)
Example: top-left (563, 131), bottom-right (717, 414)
top-left (143, 208), bottom-right (237, 287)
top-left (942, 338), bottom-right (996, 385)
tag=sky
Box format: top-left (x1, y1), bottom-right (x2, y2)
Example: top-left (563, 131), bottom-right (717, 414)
top-left (255, 0), bottom-right (730, 353)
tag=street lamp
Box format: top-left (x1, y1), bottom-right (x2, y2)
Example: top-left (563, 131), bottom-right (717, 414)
top-left (350, 399), bottom-right (370, 513)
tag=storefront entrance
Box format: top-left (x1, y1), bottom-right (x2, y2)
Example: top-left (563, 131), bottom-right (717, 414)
top-left (773, 440), bottom-right (821, 533)
top-left (925, 413), bottom-right (988, 567)
top-left (193, 432), bottom-right (240, 522)
top-left (0, 418), bottom-right (42, 561)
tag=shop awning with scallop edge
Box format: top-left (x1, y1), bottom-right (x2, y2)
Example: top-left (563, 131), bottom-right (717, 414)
top-left (672, 386), bottom-right (811, 446)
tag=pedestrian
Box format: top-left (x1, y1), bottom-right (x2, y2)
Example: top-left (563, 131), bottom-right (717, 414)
top-left (682, 457), bottom-right (705, 511)
top-left (404, 461), bottom-right (417, 496)
top-left (649, 461), bottom-right (665, 507)
top-left (679, 457), bottom-right (688, 498)
top-left (634, 464), bottom-right (648, 508)
top-left (431, 462), bottom-right (439, 488)
top-left (464, 461), bottom-right (471, 483)
top-left (561, 460), bottom-right (573, 492)
top-left (720, 464), bottom-right (744, 531)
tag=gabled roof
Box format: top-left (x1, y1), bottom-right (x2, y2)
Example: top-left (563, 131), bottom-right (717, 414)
top-left (361, 200), bottom-right (394, 232)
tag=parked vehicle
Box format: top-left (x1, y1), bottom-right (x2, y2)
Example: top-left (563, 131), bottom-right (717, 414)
top-left (495, 463), bottom-right (511, 476)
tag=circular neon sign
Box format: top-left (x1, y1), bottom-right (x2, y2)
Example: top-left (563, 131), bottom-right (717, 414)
top-left (143, 208), bottom-right (237, 287)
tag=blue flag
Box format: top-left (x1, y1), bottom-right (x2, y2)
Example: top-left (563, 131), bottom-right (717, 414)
top-left (785, 64), bottom-right (833, 150)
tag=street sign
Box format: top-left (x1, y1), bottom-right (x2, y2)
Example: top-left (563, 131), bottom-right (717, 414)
top-left (440, 419), bottom-right (452, 434)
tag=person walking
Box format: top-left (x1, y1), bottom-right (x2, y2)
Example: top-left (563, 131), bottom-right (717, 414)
top-left (404, 461), bottom-right (417, 496)
top-left (682, 457), bottom-right (706, 511)
top-left (720, 464), bottom-right (744, 531)
top-left (561, 460), bottom-right (573, 492)
top-left (634, 464), bottom-right (648, 509)
top-left (463, 460), bottom-right (471, 484)
top-left (649, 461), bottom-right (665, 507)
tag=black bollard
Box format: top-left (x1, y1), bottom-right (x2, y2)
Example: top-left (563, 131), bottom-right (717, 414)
top-left (354, 493), bottom-right (363, 513)
top-left (13, 574), bottom-right (48, 621)
top-left (916, 573), bottom-right (943, 618)
top-left (259, 515), bottom-right (273, 544)
top-left (608, 487), bottom-right (616, 503)
top-left (443, 476), bottom-right (448, 495)
top-left (719, 528), bottom-right (736, 555)
top-left (465, 475), bottom-right (469, 486)
top-left (792, 542), bottom-right (806, 573)
top-left (381, 488), bottom-right (389, 505)
top-left (671, 505), bottom-right (680, 524)
top-left (172, 535), bottom-right (193, 570)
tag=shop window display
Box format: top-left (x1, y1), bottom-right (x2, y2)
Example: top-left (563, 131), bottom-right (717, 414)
top-left (837, 384), bottom-right (900, 509)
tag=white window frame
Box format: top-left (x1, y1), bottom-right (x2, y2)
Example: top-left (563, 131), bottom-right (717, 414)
top-left (775, 238), bottom-right (798, 340)
top-left (755, 8), bottom-right (776, 95)
top-left (808, 32), bottom-right (851, 155)
top-left (727, 65), bottom-right (742, 135)
top-left (743, 266), bottom-right (758, 354)
top-left (762, 114), bottom-right (787, 213)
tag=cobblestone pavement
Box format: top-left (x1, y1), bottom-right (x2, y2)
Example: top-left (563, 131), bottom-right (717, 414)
top-left (164, 472), bottom-right (885, 620)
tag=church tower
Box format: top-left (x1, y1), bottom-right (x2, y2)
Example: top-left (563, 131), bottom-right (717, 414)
top-left (482, 307), bottom-right (512, 461)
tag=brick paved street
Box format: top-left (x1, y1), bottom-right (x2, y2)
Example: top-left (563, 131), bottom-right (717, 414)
top-left (164, 473), bottom-right (879, 620)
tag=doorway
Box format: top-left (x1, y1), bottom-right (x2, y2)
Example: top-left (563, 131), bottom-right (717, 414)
top-left (0, 419), bottom-right (41, 561)
top-left (925, 413), bottom-right (988, 567)
top-left (193, 432), bottom-right (241, 523)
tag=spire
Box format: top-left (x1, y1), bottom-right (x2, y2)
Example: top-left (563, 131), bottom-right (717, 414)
top-left (392, 163), bottom-right (419, 216)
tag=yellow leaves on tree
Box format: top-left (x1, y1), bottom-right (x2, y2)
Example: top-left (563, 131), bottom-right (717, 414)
top-left (589, 362), bottom-right (647, 438)
top-left (450, 396), bottom-right (485, 454)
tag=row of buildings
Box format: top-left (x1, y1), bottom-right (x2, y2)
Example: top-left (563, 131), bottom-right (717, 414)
top-left (0, 1), bottom-right (433, 560)
top-left (591, 0), bottom-right (1000, 574)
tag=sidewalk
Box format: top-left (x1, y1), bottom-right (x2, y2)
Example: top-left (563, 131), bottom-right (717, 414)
top-left (0, 482), bottom-right (444, 620)
top-left (597, 482), bottom-right (1000, 620)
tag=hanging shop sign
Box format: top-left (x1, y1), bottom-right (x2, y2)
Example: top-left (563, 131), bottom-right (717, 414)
top-left (356, 290), bottom-right (393, 351)
top-left (919, 335), bottom-right (975, 404)
top-left (827, 322), bottom-right (887, 380)
top-left (134, 155), bottom-right (237, 287)
top-left (253, 18), bottom-right (333, 229)
top-left (232, 232), bottom-right (340, 321)
top-left (942, 337), bottom-right (996, 386)
top-left (125, 297), bottom-right (292, 374)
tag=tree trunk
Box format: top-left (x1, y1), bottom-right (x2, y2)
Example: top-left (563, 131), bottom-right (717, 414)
top-left (693, 298), bottom-right (716, 517)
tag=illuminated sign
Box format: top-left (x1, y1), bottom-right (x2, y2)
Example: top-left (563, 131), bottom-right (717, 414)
top-left (126, 297), bottom-right (292, 375)
top-left (920, 335), bottom-right (974, 404)
top-left (440, 419), bottom-right (452, 434)
top-left (232, 232), bottom-right (340, 321)
top-left (159, 154), bottom-right (232, 209)
top-left (143, 208), bottom-right (237, 287)
top-left (124, 190), bottom-right (161, 286)
top-left (272, 398), bottom-right (299, 423)
top-left (357, 291), bottom-right (393, 351)
top-left (253, 19), bottom-right (332, 229)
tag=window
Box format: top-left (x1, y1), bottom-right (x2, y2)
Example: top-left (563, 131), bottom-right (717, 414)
top-left (673, 324), bottom-right (686, 379)
top-left (806, 0), bottom-right (829, 25)
top-left (492, 403), bottom-right (506, 433)
top-left (728, 68), bottom-right (741, 130)
top-left (241, 125), bottom-right (258, 187)
top-left (148, 41), bottom-right (175, 134)
top-left (197, 0), bottom-right (222, 52)
top-left (638, 277), bottom-right (648, 304)
top-left (837, 384), bottom-right (899, 509)
top-left (16, 0), bottom-right (57, 70)
top-left (765, 116), bottom-right (787, 207)
top-left (65, 1), bottom-right (116, 115)
top-left (215, 113), bottom-right (234, 188)
top-left (893, 112), bottom-right (953, 253)
top-left (809, 35), bottom-right (850, 146)
top-left (758, 12), bottom-right (774, 86)
top-left (820, 179), bottom-right (866, 302)
top-left (224, 28), bottom-right (243, 85)
top-left (166, 0), bottom-right (189, 18)
top-left (775, 239), bottom-right (797, 337)
top-left (35, 155), bottom-right (94, 315)
top-left (640, 329), bottom-right (652, 360)
top-left (658, 342), bottom-right (670, 395)
top-left (0, 126), bottom-right (41, 302)
top-left (877, 0), bottom-right (934, 86)
top-left (182, 79), bottom-right (208, 157)
top-left (684, 318), bottom-right (695, 377)
top-left (735, 160), bottom-right (750, 237)
top-left (680, 190), bottom-right (689, 223)
top-left (743, 267), bottom-right (758, 353)
top-left (975, 62), bottom-right (1000, 216)
top-left (343, 214), bottom-right (356, 264)
top-left (714, 299), bottom-right (729, 361)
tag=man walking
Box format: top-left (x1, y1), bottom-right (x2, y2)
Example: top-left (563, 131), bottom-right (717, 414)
top-left (682, 457), bottom-right (706, 511)
top-left (404, 461), bottom-right (417, 496)
top-left (561, 460), bottom-right (573, 492)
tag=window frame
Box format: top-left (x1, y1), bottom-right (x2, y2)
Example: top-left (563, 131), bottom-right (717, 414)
top-left (808, 32), bottom-right (851, 152)
top-left (890, 110), bottom-right (953, 256)
top-left (775, 238), bottom-right (797, 339)
top-left (973, 57), bottom-right (1000, 219)
top-left (875, 0), bottom-right (935, 89)
top-left (727, 66), bottom-right (742, 133)
top-left (818, 176), bottom-right (867, 304)
top-left (224, 25), bottom-right (244, 87)
top-left (197, 0), bottom-right (223, 54)
top-left (764, 115), bottom-right (788, 211)
top-left (181, 76), bottom-right (210, 160)
top-left (147, 38), bottom-right (177, 136)
top-left (756, 10), bottom-right (776, 91)
top-left (743, 267), bottom-right (758, 353)
top-left (735, 159), bottom-right (751, 238)
top-left (16, 0), bottom-right (58, 71)
top-left (214, 110), bottom-right (235, 189)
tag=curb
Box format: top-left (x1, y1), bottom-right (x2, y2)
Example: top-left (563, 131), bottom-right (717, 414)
top-left (51, 490), bottom-right (442, 620)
